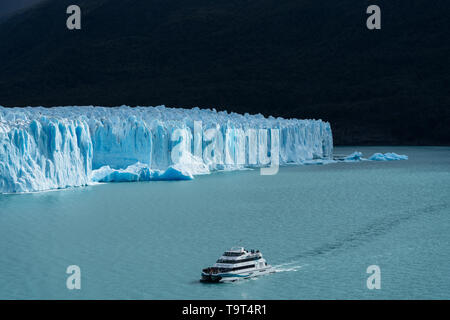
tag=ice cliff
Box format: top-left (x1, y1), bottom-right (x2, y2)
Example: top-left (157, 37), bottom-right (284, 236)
top-left (0, 106), bottom-right (333, 193)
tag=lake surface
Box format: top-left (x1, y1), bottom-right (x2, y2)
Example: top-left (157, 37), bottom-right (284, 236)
top-left (0, 146), bottom-right (449, 299)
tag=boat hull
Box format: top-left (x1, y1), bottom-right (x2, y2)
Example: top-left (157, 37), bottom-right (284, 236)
top-left (201, 266), bottom-right (275, 283)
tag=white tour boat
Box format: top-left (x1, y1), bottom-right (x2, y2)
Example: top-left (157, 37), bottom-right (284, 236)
top-left (201, 247), bottom-right (275, 283)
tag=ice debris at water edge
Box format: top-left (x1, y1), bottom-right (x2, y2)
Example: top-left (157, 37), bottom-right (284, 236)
top-left (302, 151), bottom-right (408, 165)
top-left (341, 151), bottom-right (408, 162)
top-left (0, 106), bottom-right (333, 193)
top-left (368, 153), bottom-right (408, 161)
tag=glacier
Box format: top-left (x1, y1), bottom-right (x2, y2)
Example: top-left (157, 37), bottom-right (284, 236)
top-left (0, 106), bottom-right (333, 193)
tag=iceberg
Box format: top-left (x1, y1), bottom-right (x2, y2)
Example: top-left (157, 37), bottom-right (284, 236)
top-left (369, 152), bottom-right (408, 161)
top-left (0, 106), bottom-right (333, 193)
top-left (91, 163), bottom-right (194, 182)
top-left (343, 151), bottom-right (364, 162)
top-left (339, 151), bottom-right (408, 162)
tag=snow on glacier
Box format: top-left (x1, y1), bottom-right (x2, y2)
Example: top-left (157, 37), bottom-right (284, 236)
top-left (0, 106), bottom-right (333, 193)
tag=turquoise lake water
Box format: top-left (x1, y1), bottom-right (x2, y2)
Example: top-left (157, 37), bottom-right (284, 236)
top-left (0, 146), bottom-right (449, 299)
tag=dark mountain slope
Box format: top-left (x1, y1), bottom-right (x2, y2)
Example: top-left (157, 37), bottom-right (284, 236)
top-left (0, 0), bottom-right (45, 19)
top-left (0, 0), bottom-right (449, 145)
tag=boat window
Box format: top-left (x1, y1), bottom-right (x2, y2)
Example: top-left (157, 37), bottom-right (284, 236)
top-left (232, 264), bottom-right (255, 271)
top-left (223, 252), bottom-right (245, 257)
top-left (210, 264), bottom-right (256, 273)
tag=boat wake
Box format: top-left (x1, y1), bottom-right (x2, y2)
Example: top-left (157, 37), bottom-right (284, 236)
top-left (273, 262), bottom-right (304, 273)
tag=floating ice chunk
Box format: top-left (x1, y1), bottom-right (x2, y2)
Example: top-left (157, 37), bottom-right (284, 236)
top-left (301, 159), bottom-right (337, 165)
top-left (91, 165), bottom-right (141, 182)
top-left (369, 152), bottom-right (408, 161)
top-left (340, 151), bottom-right (408, 162)
top-left (91, 163), bottom-right (193, 182)
top-left (343, 151), bottom-right (365, 162)
top-left (155, 167), bottom-right (193, 181)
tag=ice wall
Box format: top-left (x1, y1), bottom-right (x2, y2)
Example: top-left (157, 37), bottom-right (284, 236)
top-left (0, 106), bottom-right (333, 193)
